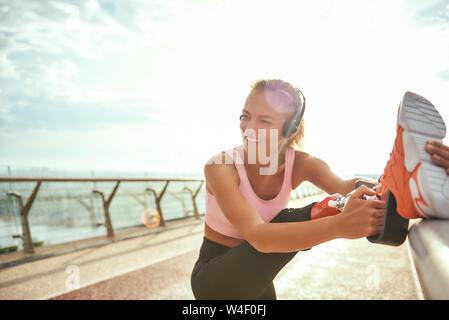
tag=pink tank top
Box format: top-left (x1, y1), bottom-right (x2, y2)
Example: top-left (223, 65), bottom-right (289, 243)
top-left (205, 146), bottom-right (295, 239)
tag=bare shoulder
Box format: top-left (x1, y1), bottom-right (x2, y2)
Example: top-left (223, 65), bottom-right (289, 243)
top-left (205, 150), bottom-right (233, 167)
top-left (292, 150), bottom-right (319, 188)
top-left (204, 151), bottom-right (240, 195)
top-left (293, 150), bottom-right (345, 194)
top-left (294, 150), bottom-right (331, 174)
top-left (293, 150), bottom-right (313, 163)
top-left (292, 149), bottom-right (316, 172)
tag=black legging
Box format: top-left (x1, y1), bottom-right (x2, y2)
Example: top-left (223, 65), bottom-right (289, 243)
top-left (190, 202), bottom-right (317, 300)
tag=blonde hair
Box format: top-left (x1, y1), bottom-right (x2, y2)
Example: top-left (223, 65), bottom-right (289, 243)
top-left (249, 79), bottom-right (305, 151)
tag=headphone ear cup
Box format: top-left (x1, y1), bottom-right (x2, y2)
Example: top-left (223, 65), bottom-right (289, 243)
top-left (283, 120), bottom-right (293, 138)
top-left (284, 100), bottom-right (305, 138)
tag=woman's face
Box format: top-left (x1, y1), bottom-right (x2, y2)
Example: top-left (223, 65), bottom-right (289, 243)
top-left (239, 89), bottom-right (293, 155)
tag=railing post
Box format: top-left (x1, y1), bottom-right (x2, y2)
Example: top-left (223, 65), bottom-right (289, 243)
top-left (93, 181), bottom-right (120, 238)
top-left (146, 181), bottom-right (170, 227)
top-left (184, 180), bottom-right (204, 220)
top-left (7, 181), bottom-right (41, 254)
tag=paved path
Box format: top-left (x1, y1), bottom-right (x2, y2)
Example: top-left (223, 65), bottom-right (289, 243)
top-left (0, 195), bottom-right (423, 300)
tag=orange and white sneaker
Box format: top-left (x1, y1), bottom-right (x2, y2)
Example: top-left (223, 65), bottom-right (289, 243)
top-left (377, 91), bottom-right (449, 219)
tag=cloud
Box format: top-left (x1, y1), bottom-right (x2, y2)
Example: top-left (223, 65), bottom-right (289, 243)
top-left (416, 0), bottom-right (449, 26)
top-left (0, 0), bottom-right (177, 133)
top-left (0, 31), bottom-right (19, 78)
top-left (0, 91), bottom-right (160, 132)
top-left (0, 0), bottom-right (131, 62)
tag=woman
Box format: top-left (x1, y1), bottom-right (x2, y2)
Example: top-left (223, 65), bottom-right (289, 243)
top-left (190, 79), bottom-right (449, 300)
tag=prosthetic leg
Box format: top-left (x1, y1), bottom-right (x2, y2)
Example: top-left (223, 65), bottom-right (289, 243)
top-left (366, 91), bottom-right (448, 245)
top-left (310, 179), bottom-right (409, 246)
top-left (310, 91), bottom-right (447, 246)
top-left (315, 91), bottom-right (448, 246)
top-left (355, 180), bottom-right (409, 246)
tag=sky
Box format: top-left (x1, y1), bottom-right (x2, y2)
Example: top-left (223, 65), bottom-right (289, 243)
top-left (1, 0), bottom-right (449, 178)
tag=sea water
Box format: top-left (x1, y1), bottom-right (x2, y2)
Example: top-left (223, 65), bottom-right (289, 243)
top-left (0, 165), bottom-right (206, 251)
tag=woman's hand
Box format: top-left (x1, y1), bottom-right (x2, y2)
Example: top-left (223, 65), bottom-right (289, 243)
top-left (425, 140), bottom-right (449, 174)
top-left (334, 185), bottom-right (386, 239)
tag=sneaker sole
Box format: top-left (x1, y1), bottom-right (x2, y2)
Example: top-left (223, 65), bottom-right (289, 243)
top-left (398, 91), bottom-right (449, 218)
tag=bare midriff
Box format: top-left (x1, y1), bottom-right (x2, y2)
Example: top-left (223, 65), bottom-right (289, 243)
top-left (204, 223), bottom-right (244, 248)
top-left (203, 169), bottom-right (285, 248)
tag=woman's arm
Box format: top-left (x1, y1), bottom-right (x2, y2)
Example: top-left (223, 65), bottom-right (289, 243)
top-left (339, 177), bottom-right (379, 195)
top-left (205, 153), bottom-right (385, 253)
top-left (303, 140), bottom-right (449, 195)
top-left (300, 155), bottom-right (352, 195)
top-left (252, 185), bottom-right (385, 253)
top-left (341, 141), bottom-right (449, 193)
top-left (334, 140), bottom-right (449, 193)
top-left (300, 156), bottom-right (378, 195)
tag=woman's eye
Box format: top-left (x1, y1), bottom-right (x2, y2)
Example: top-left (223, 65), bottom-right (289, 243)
top-left (239, 115), bottom-right (247, 120)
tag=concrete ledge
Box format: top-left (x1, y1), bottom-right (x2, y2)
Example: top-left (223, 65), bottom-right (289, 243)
top-left (408, 219), bottom-right (449, 299)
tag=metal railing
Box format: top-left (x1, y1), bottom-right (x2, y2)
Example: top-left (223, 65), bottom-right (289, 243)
top-left (408, 219), bottom-right (449, 299)
top-left (0, 176), bottom-right (324, 255)
top-left (0, 177), bottom-right (204, 254)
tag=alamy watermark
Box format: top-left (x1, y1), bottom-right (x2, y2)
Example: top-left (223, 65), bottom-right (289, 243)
top-left (365, 264), bottom-right (380, 291)
top-left (206, 129), bottom-right (280, 175)
top-left (65, 265), bottom-right (80, 290)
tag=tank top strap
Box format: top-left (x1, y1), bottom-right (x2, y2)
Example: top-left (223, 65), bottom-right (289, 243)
top-left (284, 147), bottom-right (295, 189)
